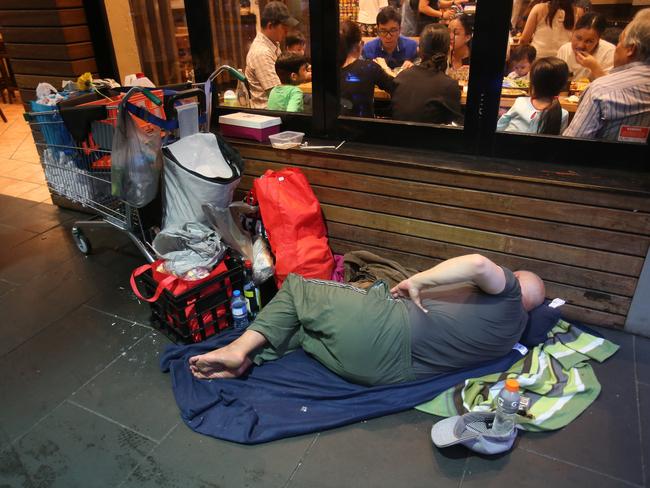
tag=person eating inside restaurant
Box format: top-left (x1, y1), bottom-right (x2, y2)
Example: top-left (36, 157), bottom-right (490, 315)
top-left (447, 13), bottom-right (474, 80)
top-left (391, 23), bottom-right (463, 124)
top-left (556, 12), bottom-right (615, 81)
top-left (564, 8), bottom-right (650, 142)
top-left (244, 1), bottom-right (299, 109)
top-left (362, 6), bottom-right (418, 73)
top-left (285, 30), bottom-right (307, 56)
top-left (507, 44), bottom-right (537, 80)
top-left (339, 20), bottom-right (396, 118)
top-left (520, 0), bottom-right (584, 58)
top-left (416, 0), bottom-right (467, 33)
top-left (497, 56), bottom-right (570, 135)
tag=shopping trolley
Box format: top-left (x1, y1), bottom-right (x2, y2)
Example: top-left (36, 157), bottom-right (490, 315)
top-left (24, 87), bottom-right (167, 262)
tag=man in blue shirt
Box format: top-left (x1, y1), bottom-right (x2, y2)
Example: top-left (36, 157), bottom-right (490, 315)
top-left (362, 6), bottom-right (418, 71)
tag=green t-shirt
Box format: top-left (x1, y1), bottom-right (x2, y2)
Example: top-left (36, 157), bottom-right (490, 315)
top-left (267, 84), bottom-right (304, 112)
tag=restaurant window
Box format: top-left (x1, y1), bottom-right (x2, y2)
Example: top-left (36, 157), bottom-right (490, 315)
top-left (129, 0), bottom-right (195, 85)
top-left (187, 0), bottom-right (314, 115)
top-left (497, 0), bottom-right (649, 145)
top-left (336, 1), bottom-right (478, 128)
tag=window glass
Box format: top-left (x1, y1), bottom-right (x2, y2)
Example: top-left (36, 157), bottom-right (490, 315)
top-left (337, 0), bottom-right (478, 127)
top-left (206, 0), bottom-right (313, 114)
top-left (498, 1), bottom-right (649, 145)
top-left (129, 0), bottom-right (195, 85)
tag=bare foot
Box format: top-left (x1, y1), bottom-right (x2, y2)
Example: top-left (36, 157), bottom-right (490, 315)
top-left (188, 346), bottom-right (252, 380)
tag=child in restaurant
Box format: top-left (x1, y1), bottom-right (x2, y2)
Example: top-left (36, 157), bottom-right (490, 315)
top-left (497, 56), bottom-right (570, 135)
top-left (507, 44), bottom-right (537, 80)
top-left (285, 30), bottom-right (307, 55)
top-left (267, 53), bottom-right (311, 112)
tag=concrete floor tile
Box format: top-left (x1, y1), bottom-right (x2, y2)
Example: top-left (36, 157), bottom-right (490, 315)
top-left (292, 410), bottom-right (466, 488)
top-left (0, 200), bottom-right (76, 234)
top-left (462, 445), bottom-right (636, 488)
top-left (1, 402), bottom-right (155, 488)
top-left (518, 326), bottom-right (643, 486)
top-left (0, 225), bottom-right (80, 284)
top-left (637, 383), bottom-right (650, 487)
top-left (72, 332), bottom-right (178, 442)
top-left (0, 222), bottom-right (38, 249)
top-left (0, 307), bottom-right (148, 448)
top-left (0, 179), bottom-right (41, 198)
top-left (121, 423), bottom-right (315, 488)
top-left (635, 335), bottom-right (650, 386)
top-left (5, 164), bottom-right (46, 184)
top-left (17, 185), bottom-right (53, 204)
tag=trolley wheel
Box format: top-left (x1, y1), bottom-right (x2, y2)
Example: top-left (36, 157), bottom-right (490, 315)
top-left (71, 227), bottom-right (92, 255)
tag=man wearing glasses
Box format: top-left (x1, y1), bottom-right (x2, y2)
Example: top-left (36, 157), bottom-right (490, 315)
top-left (362, 6), bottom-right (418, 72)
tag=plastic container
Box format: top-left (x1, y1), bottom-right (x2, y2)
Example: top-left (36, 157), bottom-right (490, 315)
top-left (230, 290), bottom-right (249, 330)
top-left (491, 378), bottom-right (521, 435)
top-left (137, 258), bottom-right (244, 343)
top-left (268, 131), bottom-right (305, 149)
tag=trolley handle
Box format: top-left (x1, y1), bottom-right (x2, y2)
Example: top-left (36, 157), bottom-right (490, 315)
top-left (164, 88), bottom-right (206, 119)
top-left (140, 89), bottom-right (162, 106)
top-left (120, 86), bottom-right (162, 110)
top-left (164, 88), bottom-right (206, 120)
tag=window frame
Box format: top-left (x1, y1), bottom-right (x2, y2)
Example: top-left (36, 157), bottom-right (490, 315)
top-left (185, 0), bottom-right (650, 169)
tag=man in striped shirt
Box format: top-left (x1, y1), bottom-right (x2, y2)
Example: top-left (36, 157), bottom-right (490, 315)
top-left (245, 2), bottom-right (299, 109)
top-left (564, 8), bottom-right (650, 143)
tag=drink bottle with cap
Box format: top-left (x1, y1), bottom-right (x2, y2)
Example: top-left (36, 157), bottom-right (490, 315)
top-left (243, 260), bottom-right (260, 319)
top-left (491, 378), bottom-right (520, 435)
top-left (230, 290), bottom-right (249, 330)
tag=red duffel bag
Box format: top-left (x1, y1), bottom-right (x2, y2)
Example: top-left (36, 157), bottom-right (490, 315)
top-left (253, 167), bottom-right (335, 287)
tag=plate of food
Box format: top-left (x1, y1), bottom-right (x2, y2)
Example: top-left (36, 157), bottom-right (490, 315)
top-left (501, 87), bottom-right (528, 97)
top-left (502, 77), bottom-right (530, 90)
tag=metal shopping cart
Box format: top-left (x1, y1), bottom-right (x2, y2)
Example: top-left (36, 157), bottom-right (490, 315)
top-left (24, 87), bottom-right (168, 262)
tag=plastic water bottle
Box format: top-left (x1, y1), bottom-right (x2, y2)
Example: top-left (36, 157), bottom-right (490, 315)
top-left (243, 260), bottom-right (260, 319)
top-left (230, 290), bottom-right (249, 330)
top-left (491, 378), bottom-right (520, 435)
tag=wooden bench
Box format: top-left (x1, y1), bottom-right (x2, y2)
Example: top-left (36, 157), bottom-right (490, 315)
top-left (231, 139), bottom-right (650, 330)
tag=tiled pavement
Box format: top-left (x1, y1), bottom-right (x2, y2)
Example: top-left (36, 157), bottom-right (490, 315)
top-left (0, 99), bottom-right (648, 487)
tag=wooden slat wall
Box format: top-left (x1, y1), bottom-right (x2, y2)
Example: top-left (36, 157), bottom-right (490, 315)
top-left (208, 0), bottom-right (246, 72)
top-left (0, 0), bottom-right (97, 110)
top-left (232, 142), bottom-right (650, 330)
top-left (129, 0), bottom-right (181, 86)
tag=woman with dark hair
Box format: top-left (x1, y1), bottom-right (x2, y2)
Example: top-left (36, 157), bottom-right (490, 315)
top-left (391, 23), bottom-right (463, 124)
top-left (496, 56), bottom-right (570, 135)
top-left (448, 13), bottom-right (473, 76)
top-left (520, 0), bottom-right (584, 58)
top-left (556, 12), bottom-right (615, 81)
top-left (339, 20), bottom-right (395, 118)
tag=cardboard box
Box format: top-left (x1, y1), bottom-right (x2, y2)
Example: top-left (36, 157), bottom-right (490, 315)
top-left (218, 112), bottom-right (281, 142)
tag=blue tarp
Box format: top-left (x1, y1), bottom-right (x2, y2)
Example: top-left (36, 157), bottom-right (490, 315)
top-left (160, 328), bottom-right (523, 444)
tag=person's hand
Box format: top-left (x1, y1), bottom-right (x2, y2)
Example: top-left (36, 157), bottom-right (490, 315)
top-left (390, 278), bottom-right (427, 312)
top-left (401, 60), bottom-right (414, 70)
top-left (575, 50), bottom-right (599, 72)
top-left (373, 57), bottom-right (396, 76)
top-left (442, 9), bottom-right (455, 20)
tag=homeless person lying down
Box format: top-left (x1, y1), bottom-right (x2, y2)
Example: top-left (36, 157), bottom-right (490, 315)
top-left (189, 254), bottom-right (545, 386)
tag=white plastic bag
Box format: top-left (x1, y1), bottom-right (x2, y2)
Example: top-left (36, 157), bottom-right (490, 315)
top-left (111, 93), bottom-right (162, 208)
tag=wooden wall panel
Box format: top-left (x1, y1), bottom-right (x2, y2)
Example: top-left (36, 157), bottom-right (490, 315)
top-left (233, 141), bottom-right (650, 329)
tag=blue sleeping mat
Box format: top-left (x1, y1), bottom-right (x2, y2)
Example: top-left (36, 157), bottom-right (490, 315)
top-left (160, 328), bottom-right (523, 444)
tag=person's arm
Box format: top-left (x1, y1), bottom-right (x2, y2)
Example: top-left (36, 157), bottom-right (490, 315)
top-left (519, 3), bottom-right (541, 45)
top-left (390, 254), bottom-right (507, 311)
top-left (286, 87), bottom-right (304, 112)
top-left (373, 61), bottom-right (397, 93)
top-left (496, 105), bottom-right (516, 131)
top-left (419, 0), bottom-right (445, 19)
top-left (256, 51), bottom-right (282, 92)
